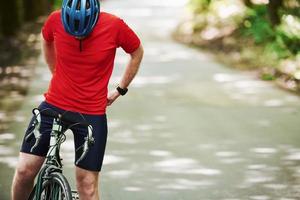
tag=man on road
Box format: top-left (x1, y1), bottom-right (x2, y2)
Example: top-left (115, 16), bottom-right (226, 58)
top-left (11, 0), bottom-right (143, 199)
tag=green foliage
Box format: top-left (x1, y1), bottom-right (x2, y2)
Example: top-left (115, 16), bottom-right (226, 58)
top-left (261, 73), bottom-right (276, 81)
top-left (185, 0), bottom-right (299, 84)
top-left (240, 5), bottom-right (299, 60)
top-left (276, 15), bottom-right (300, 54)
top-left (54, 0), bottom-right (62, 9)
top-left (242, 6), bottom-right (275, 43)
top-left (264, 39), bottom-right (291, 60)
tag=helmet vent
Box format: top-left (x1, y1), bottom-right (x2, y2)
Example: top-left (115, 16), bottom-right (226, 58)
top-left (75, 19), bottom-right (80, 31)
top-left (67, 0), bottom-right (73, 7)
top-left (66, 14), bottom-right (70, 24)
top-left (76, 0), bottom-right (81, 10)
top-left (86, 0), bottom-right (91, 9)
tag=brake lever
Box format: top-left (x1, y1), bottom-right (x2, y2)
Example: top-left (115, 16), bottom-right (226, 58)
top-left (76, 125), bottom-right (95, 165)
top-left (28, 109), bottom-right (42, 152)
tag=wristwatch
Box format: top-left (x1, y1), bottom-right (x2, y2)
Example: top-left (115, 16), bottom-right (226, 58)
top-left (116, 85), bottom-right (128, 96)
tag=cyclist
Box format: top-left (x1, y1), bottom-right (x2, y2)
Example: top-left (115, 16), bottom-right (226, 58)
top-left (11, 0), bottom-right (143, 199)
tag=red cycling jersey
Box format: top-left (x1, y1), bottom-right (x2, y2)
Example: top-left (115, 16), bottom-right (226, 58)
top-left (42, 10), bottom-right (141, 114)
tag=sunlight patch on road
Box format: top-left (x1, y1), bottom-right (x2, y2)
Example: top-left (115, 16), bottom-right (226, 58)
top-left (153, 158), bottom-right (221, 175)
top-left (249, 195), bottom-right (270, 200)
top-left (158, 50), bottom-right (193, 62)
top-left (219, 158), bottom-right (246, 164)
top-left (13, 115), bottom-right (26, 122)
top-left (135, 124), bottom-right (153, 131)
top-left (0, 112), bottom-right (6, 120)
top-left (256, 119), bottom-right (271, 127)
top-left (0, 156), bottom-right (18, 168)
top-left (107, 170), bottom-right (133, 178)
top-left (153, 115), bottom-right (167, 122)
top-left (0, 133), bottom-right (15, 140)
top-left (103, 154), bottom-right (126, 165)
top-left (213, 73), bottom-right (244, 82)
top-left (263, 183), bottom-right (287, 190)
top-left (198, 143), bottom-right (217, 150)
top-left (123, 186), bottom-right (143, 192)
top-left (109, 130), bottom-right (138, 144)
top-left (263, 99), bottom-right (284, 107)
top-left (154, 158), bottom-right (198, 168)
top-left (149, 150), bottom-right (172, 157)
top-left (284, 152), bottom-right (300, 161)
top-left (246, 176), bottom-right (274, 184)
top-left (251, 148), bottom-right (278, 154)
top-left (0, 145), bottom-right (14, 157)
top-left (247, 164), bottom-right (267, 170)
top-left (185, 168), bottom-right (221, 175)
top-left (215, 151), bottom-right (240, 157)
top-left (108, 120), bottom-right (121, 129)
top-left (157, 178), bottom-right (215, 190)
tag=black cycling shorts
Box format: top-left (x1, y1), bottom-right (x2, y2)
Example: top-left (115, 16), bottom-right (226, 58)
top-left (20, 101), bottom-right (108, 172)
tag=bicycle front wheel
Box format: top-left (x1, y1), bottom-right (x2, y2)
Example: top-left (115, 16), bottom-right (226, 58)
top-left (29, 172), bottom-right (72, 200)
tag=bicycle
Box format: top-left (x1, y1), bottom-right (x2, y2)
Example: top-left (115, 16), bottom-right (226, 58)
top-left (25, 107), bottom-right (95, 200)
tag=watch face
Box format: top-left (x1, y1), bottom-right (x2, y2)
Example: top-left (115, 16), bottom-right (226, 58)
top-left (117, 86), bottom-right (128, 95)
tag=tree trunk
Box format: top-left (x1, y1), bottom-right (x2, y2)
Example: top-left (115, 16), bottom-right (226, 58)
top-left (0, 0), bottom-right (22, 36)
top-left (267, 0), bottom-right (283, 26)
top-left (23, 0), bottom-right (50, 22)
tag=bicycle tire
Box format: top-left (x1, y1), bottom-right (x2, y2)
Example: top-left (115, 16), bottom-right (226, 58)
top-left (28, 172), bottom-right (72, 200)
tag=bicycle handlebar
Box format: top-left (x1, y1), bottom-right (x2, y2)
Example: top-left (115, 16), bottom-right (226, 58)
top-left (25, 108), bottom-right (95, 164)
top-left (25, 109), bottom-right (42, 152)
top-left (37, 108), bottom-right (90, 126)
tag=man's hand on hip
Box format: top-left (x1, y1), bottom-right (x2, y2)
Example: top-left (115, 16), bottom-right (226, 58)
top-left (107, 45), bottom-right (143, 107)
top-left (107, 90), bottom-right (121, 106)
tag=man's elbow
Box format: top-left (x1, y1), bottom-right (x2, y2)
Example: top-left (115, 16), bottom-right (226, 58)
top-left (131, 45), bottom-right (144, 60)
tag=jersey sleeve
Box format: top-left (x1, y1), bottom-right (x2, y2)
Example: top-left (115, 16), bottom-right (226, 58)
top-left (42, 12), bottom-right (55, 42)
top-left (117, 19), bottom-right (141, 53)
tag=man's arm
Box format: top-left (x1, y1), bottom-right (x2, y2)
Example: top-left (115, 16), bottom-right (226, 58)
top-left (41, 35), bottom-right (56, 74)
top-left (107, 45), bottom-right (144, 106)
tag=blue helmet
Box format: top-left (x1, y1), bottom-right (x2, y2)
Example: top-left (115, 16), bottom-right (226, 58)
top-left (61, 0), bottom-right (100, 37)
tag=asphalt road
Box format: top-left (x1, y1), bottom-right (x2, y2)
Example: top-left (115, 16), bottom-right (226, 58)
top-left (1, 0), bottom-right (300, 199)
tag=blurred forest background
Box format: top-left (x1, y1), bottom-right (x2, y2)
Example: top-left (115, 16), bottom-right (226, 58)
top-left (0, 0), bottom-right (60, 37)
top-left (0, 0), bottom-right (62, 66)
top-left (175, 0), bottom-right (300, 92)
top-left (0, 0), bottom-right (62, 131)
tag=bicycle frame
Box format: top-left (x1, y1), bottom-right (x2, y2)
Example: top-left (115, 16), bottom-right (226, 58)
top-left (46, 118), bottom-right (64, 168)
top-left (33, 118), bottom-right (65, 199)
top-left (28, 108), bottom-right (94, 200)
